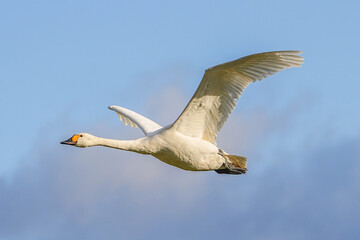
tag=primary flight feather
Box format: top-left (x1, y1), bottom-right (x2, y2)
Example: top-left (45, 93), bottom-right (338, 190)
top-left (61, 51), bottom-right (303, 175)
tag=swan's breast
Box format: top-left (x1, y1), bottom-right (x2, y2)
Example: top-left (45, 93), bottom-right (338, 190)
top-left (148, 129), bottom-right (224, 171)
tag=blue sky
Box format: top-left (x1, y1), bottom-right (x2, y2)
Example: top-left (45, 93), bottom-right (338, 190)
top-left (1, 1), bottom-right (360, 239)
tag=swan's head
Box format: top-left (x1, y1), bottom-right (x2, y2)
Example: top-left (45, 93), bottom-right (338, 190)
top-left (60, 133), bottom-right (97, 148)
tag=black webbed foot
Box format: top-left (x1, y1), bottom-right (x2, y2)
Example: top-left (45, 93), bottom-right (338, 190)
top-left (215, 167), bottom-right (247, 175)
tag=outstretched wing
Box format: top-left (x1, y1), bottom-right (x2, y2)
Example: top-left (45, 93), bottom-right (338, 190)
top-left (171, 51), bottom-right (303, 144)
top-left (108, 105), bottom-right (162, 135)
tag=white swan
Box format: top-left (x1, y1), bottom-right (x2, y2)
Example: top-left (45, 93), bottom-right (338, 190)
top-left (61, 51), bottom-right (303, 174)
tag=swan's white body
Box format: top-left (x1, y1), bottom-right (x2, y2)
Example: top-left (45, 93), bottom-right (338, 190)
top-left (78, 128), bottom-right (223, 171)
top-left (62, 51), bottom-right (303, 174)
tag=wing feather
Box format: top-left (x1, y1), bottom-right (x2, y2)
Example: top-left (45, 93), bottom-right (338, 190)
top-left (171, 51), bottom-right (303, 144)
top-left (109, 105), bottom-right (162, 135)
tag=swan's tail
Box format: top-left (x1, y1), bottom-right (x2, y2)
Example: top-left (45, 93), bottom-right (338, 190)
top-left (215, 154), bottom-right (248, 175)
top-left (227, 155), bottom-right (247, 168)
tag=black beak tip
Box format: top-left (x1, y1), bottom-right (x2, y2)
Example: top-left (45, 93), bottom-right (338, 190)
top-left (60, 138), bottom-right (75, 145)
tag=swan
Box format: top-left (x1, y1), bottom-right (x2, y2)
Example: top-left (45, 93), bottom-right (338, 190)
top-left (61, 51), bottom-right (303, 174)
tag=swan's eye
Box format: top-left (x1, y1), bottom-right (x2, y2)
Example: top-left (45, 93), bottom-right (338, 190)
top-left (80, 135), bottom-right (83, 137)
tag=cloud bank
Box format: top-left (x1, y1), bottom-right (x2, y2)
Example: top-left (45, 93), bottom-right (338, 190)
top-left (1, 86), bottom-right (359, 240)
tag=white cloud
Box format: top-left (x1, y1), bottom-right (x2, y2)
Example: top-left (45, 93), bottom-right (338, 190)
top-left (1, 85), bottom-right (360, 240)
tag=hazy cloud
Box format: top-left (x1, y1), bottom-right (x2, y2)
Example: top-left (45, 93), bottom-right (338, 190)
top-left (1, 86), bottom-right (359, 240)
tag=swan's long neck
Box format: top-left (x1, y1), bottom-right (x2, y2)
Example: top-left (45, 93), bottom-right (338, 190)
top-left (93, 136), bottom-right (148, 154)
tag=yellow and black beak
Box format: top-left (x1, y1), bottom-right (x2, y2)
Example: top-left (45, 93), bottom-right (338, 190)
top-left (60, 134), bottom-right (80, 145)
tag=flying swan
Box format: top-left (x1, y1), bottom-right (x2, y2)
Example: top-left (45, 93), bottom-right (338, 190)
top-left (61, 51), bottom-right (303, 174)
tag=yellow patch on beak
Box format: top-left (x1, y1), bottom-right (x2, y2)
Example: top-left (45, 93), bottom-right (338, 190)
top-left (71, 134), bottom-right (80, 142)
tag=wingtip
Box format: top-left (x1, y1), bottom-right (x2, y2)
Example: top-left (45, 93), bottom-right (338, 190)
top-left (279, 50), bottom-right (302, 54)
top-left (279, 50), bottom-right (304, 67)
top-left (108, 105), bottom-right (116, 110)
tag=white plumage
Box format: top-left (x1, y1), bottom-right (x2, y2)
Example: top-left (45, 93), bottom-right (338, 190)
top-left (61, 51), bottom-right (303, 175)
top-left (108, 105), bottom-right (162, 135)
